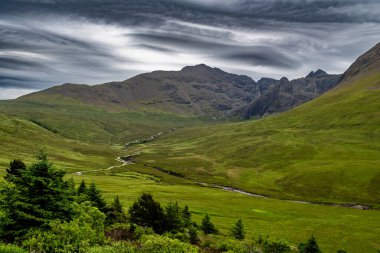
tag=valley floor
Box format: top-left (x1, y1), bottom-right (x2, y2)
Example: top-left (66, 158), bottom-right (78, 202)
top-left (70, 163), bottom-right (380, 253)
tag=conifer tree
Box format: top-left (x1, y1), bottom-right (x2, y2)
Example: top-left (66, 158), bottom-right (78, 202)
top-left (298, 235), bottom-right (322, 253)
top-left (77, 180), bottom-right (87, 195)
top-left (107, 195), bottom-right (127, 225)
top-left (201, 213), bottom-right (218, 235)
top-left (189, 225), bottom-right (200, 245)
top-left (182, 205), bottom-right (192, 228)
top-left (87, 181), bottom-right (108, 214)
top-left (0, 154), bottom-right (74, 242)
top-left (164, 201), bottom-right (183, 233)
top-left (129, 193), bottom-right (165, 234)
top-left (4, 159), bottom-right (26, 182)
top-left (231, 218), bottom-right (245, 240)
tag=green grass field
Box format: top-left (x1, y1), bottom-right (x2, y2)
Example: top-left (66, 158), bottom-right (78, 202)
top-left (72, 169), bottom-right (380, 253)
top-left (126, 73), bottom-right (380, 207)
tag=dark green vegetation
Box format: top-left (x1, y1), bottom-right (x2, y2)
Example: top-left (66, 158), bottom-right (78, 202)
top-left (231, 219), bottom-right (245, 240)
top-left (0, 44), bottom-right (379, 252)
top-left (0, 156), bottom-right (309, 253)
top-left (127, 43), bottom-right (380, 207)
top-left (0, 153), bottom-right (74, 241)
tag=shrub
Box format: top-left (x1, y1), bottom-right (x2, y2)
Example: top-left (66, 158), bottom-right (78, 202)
top-left (105, 223), bottom-right (135, 241)
top-left (133, 225), bottom-right (155, 240)
top-left (263, 239), bottom-right (291, 253)
top-left (257, 236), bottom-right (290, 253)
top-left (23, 202), bottom-right (106, 253)
top-left (217, 239), bottom-right (247, 253)
top-left (0, 244), bottom-right (26, 253)
top-left (139, 234), bottom-right (199, 253)
top-left (88, 242), bottom-right (136, 253)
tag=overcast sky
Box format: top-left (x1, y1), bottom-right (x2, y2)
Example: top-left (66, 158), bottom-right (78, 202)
top-left (1, 0), bottom-right (380, 99)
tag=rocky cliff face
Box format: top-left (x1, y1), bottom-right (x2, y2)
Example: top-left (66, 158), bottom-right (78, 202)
top-left (20, 64), bottom-right (342, 119)
top-left (234, 70), bottom-right (341, 118)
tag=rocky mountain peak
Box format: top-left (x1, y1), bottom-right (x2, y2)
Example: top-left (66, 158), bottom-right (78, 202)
top-left (181, 64), bottom-right (218, 73)
top-left (306, 69), bottom-right (328, 78)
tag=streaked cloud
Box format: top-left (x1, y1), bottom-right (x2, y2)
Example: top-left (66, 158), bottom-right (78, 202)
top-left (0, 0), bottom-right (380, 99)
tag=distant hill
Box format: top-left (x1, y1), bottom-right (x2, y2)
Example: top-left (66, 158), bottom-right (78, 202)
top-left (19, 64), bottom-right (341, 119)
top-left (128, 43), bottom-right (380, 207)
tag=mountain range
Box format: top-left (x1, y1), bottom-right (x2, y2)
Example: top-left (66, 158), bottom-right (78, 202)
top-left (19, 64), bottom-right (341, 119)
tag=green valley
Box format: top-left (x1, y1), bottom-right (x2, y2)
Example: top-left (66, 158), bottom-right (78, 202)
top-left (127, 45), bottom-right (380, 208)
top-left (0, 40), bottom-right (379, 253)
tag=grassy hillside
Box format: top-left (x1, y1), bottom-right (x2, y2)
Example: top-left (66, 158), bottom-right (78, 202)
top-left (126, 60), bottom-right (380, 206)
top-left (0, 113), bottom-right (123, 173)
top-left (0, 97), bottom-right (206, 145)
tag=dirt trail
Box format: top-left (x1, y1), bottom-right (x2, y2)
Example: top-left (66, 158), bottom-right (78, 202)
top-left (73, 156), bottom-right (133, 175)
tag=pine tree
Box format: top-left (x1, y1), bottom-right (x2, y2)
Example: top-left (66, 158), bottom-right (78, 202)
top-left (4, 159), bottom-right (26, 182)
top-left (107, 195), bottom-right (127, 225)
top-left (87, 181), bottom-right (108, 214)
top-left (77, 180), bottom-right (87, 195)
top-left (231, 219), bottom-right (245, 240)
top-left (201, 213), bottom-right (218, 235)
top-left (128, 193), bottom-right (165, 234)
top-left (182, 205), bottom-right (192, 228)
top-left (298, 235), bottom-right (322, 253)
top-left (0, 154), bottom-right (75, 242)
top-left (189, 225), bottom-right (200, 245)
top-left (164, 201), bottom-right (183, 233)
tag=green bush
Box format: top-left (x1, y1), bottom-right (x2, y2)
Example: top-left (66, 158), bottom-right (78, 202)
top-left (0, 244), bottom-right (26, 253)
top-left (88, 242), bottom-right (136, 253)
top-left (217, 239), bottom-right (247, 253)
top-left (139, 234), bottom-right (199, 253)
top-left (133, 225), bottom-right (155, 240)
top-left (165, 232), bottom-right (190, 243)
top-left (23, 202), bottom-right (106, 253)
top-left (262, 239), bottom-right (291, 253)
top-left (105, 223), bottom-right (136, 241)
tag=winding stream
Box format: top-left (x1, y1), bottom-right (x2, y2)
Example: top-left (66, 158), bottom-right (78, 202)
top-left (73, 130), bottom-right (373, 210)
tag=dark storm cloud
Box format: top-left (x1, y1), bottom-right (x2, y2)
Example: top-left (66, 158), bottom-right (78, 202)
top-left (223, 50), bottom-right (301, 69)
top-left (1, 0), bottom-right (380, 98)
